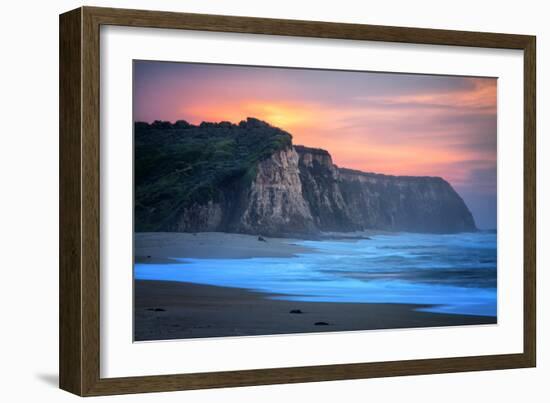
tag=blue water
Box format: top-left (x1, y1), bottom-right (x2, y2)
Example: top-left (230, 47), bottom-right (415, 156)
top-left (135, 232), bottom-right (497, 317)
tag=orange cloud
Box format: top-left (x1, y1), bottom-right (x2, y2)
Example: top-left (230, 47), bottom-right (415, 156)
top-left (183, 100), bottom-right (324, 135)
top-left (357, 77), bottom-right (497, 114)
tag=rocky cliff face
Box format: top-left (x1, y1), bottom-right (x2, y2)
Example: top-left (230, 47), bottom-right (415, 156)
top-left (239, 147), bottom-right (316, 236)
top-left (135, 119), bottom-right (476, 236)
top-left (295, 146), bottom-right (476, 233)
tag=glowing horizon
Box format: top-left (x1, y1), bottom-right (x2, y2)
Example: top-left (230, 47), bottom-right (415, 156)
top-left (134, 61), bottom-right (497, 229)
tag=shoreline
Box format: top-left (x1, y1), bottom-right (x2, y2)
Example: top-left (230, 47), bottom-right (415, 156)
top-left (134, 230), bottom-right (398, 263)
top-left (134, 280), bottom-right (496, 341)
top-left (134, 230), bottom-right (492, 263)
top-left (134, 230), bottom-right (487, 263)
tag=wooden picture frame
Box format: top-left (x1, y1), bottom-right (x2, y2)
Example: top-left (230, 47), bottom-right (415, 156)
top-left (59, 6), bottom-right (536, 396)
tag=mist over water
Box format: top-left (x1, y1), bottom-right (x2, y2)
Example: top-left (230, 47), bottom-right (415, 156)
top-left (135, 232), bottom-right (497, 317)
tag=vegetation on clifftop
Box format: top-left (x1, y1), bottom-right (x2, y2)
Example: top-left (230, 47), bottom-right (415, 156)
top-left (135, 117), bottom-right (292, 231)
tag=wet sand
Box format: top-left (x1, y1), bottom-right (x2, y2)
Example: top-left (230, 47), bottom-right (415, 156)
top-left (134, 280), bottom-right (496, 341)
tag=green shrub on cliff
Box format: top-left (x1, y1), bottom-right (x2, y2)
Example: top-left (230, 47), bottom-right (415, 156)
top-left (135, 117), bottom-right (292, 231)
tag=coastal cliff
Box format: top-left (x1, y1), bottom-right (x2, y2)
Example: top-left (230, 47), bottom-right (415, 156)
top-left (296, 146), bottom-right (476, 233)
top-left (135, 118), bottom-right (476, 236)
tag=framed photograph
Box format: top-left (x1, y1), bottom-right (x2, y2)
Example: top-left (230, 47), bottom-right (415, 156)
top-left (59, 6), bottom-right (536, 396)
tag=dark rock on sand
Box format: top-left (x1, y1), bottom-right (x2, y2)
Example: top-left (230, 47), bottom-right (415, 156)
top-left (289, 309), bottom-right (303, 314)
top-left (134, 280), bottom-right (497, 341)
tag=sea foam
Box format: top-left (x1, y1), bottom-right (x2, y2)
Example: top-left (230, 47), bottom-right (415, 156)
top-left (135, 232), bottom-right (497, 317)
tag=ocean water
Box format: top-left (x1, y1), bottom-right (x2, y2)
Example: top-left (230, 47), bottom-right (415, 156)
top-left (135, 231), bottom-right (497, 317)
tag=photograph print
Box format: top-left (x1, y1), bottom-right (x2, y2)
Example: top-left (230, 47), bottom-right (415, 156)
top-left (133, 61), bottom-right (497, 342)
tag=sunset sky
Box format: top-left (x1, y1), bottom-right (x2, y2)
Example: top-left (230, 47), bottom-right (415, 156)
top-left (134, 61), bottom-right (497, 229)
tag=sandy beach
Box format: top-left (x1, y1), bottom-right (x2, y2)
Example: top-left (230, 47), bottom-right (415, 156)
top-left (134, 232), bottom-right (496, 341)
top-left (134, 280), bottom-right (495, 341)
